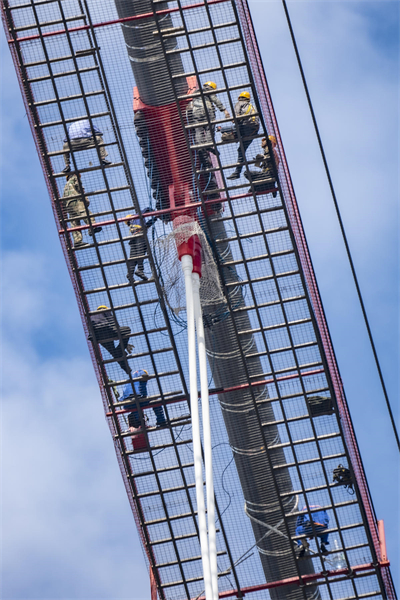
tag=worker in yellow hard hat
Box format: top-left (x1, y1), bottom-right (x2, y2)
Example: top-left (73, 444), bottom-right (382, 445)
top-left (227, 90), bottom-right (260, 180)
top-left (189, 80), bottom-right (231, 168)
top-left (88, 305), bottom-right (133, 374)
top-left (244, 134), bottom-right (280, 197)
top-left (125, 208), bottom-right (158, 283)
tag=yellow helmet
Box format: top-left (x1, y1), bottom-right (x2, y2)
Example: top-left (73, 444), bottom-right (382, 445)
top-left (203, 81), bottom-right (217, 90)
top-left (125, 214), bottom-right (133, 225)
top-left (97, 305), bottom-right (109, 310)
top-left (238, 91), bottom-right (251, 100)
top-left (268, 135), bottom-right (277, 145)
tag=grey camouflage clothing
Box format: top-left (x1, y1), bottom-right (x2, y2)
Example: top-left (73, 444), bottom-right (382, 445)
top-left (192, 90), bottom-right (227, 148)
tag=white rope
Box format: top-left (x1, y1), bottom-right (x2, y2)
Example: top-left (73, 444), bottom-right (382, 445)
top-left (230, 445), bottom-right (265, 456)
top-left (244, 495), bottom-right (299, 556)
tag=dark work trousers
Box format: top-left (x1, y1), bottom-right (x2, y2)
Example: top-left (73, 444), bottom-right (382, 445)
top-left (63, 134), bottom-right (108, 167)
top-left (127, 397), bottom-right (166, 428)
top-left (128, 235), bottom-right (146, 278)
top-left (296, 524), bottom-right (329, 546)
top-left (236, 123), bottom-right (259, 171)
top-left (97, 325), bottom-right (131, 374)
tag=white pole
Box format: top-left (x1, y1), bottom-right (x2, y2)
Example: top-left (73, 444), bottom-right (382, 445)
top-left (192, 272), bottom-right (218, 600)
top-left (181, 255), bottom-right (213, 600)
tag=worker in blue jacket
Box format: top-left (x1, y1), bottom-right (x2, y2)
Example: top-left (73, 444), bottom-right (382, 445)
top-left (295, 504), bottom-right (330, 556)
top-left (63, 119), bottom-right (112, 173)
top-left (120, 368), bottom-right (166, 428)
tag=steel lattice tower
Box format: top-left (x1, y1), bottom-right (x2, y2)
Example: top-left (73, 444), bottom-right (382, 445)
top-left (1, 1), bottom-right (396, 600)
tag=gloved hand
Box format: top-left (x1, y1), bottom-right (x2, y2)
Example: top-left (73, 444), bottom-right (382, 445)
top-left (224, 110), bottom-right (231, 119)
top-left (126, 344), bottom-right (134, 354)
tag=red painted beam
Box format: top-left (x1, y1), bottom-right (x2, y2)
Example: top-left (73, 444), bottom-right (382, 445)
top-left (58, 188), bottom-right (277, 235)
top-left (193, 561), bottom-right (391, 600)
top-left (106, 368), bottom-right (324, 417)
top-left (378, 520), bottom-right (388, 562)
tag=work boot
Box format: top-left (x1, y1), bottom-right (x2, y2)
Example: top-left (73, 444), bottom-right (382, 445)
top-left (88, 226), bottom-right (103, 236)
top-left (135, 269), bottom-right (148, 281)
top-left (208, 147), bottom-right (220, 157)
top-left (320, 543), bottom-right (329, 555)
top-left (74, 241), bottom-right (89, 249)
top-left (62, 165), bottom-right (71, 173)
top-left (101, 159), bottom-right (112, 166)
top-left (227, 169), bottom-right (241, 180)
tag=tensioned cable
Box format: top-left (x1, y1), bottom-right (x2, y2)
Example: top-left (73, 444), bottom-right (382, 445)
top-left (281, 0), bottom-right (400, 452)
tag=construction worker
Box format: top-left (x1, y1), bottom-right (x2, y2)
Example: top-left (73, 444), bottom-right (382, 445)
top-left (62, 118), bottom-right (112, 173)
top-left (120, 368), bottom-right (166, 427)
top-left (244, 135), bottom-right (279, 194)
top-left (62, 173), bottom-right (102, 248)
top-left (126, 208), bottom-right (157, 282)
top-left (295, 504), bottom-right (330, 556)
top-left (89, 305), bottom-right (133, 375)
top-left (190, 81), bottom-right (231, 168)
top-left (227, 91), bottom-right (260, 180)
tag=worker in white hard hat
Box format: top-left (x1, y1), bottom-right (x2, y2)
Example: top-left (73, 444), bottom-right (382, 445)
top-left (227, 91), bottom-right (260, 180)
top-left (189, 81), bottom-right (231, 168)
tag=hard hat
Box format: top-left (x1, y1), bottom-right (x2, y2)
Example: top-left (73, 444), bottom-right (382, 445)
top-left (238, 91), bottom-right (250, 100)
top-left (203, 81), bottom-right (217, 90)
top-left (97, 305), bottom-right (109, 310)
top-left (125, 214), bottom-right (133, 225)
top-left (268, 135), bottom-right (277, 145)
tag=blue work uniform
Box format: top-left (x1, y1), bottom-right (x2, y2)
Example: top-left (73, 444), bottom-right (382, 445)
top-left (295, 505), bottom-right (330, 546)
top-left (121, 369), bottom-right (166, 427)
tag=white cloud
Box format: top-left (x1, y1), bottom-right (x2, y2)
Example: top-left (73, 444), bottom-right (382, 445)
top-left (1, 253), bottom-right (150, 600)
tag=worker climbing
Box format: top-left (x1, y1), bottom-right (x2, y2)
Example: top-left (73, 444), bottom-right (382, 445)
top-left (62, 118), bottom-right (112, 173)
top-left (126, 209), bottom-right (157, 282)
top-left (120, 368), bottom-right (166, 428)
top-left (189, 81), bottom-right (231, 169)
top-left (295, 504), bottom-right (330, 556)
top-left (244, 135), bottom-right (279, 195)
top-left (89, 305), bottom-right (133, 375)
top-left (61, 173), bottom-right (102, 248)
top-left (227, 91), bottom-right (260, 180)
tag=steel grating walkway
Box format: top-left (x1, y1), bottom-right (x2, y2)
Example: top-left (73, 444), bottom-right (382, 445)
top-left (1, 1), bottom-right (396, 600)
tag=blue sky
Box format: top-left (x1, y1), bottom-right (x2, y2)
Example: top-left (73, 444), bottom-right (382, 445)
top-left (1, 1), bottom-right (398, 599)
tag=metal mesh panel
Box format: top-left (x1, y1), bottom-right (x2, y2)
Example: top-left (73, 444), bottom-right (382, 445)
top-left (1, 1), bottom-right (395, 600)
